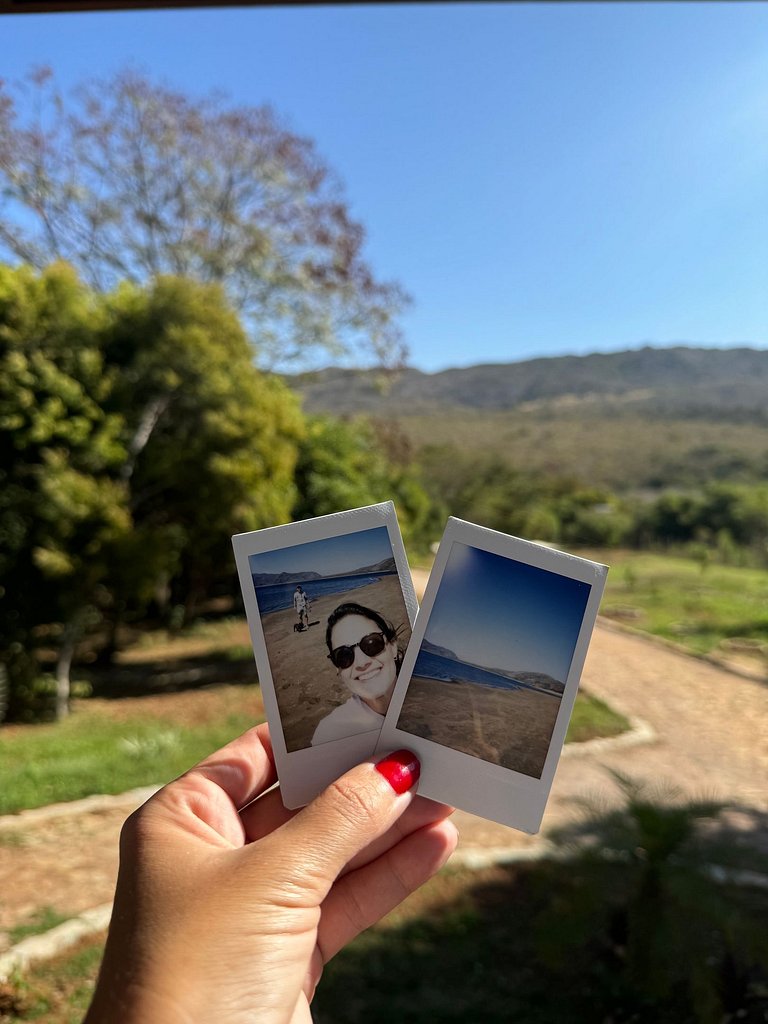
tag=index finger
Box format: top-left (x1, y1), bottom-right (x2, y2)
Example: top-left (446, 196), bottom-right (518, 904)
top-left (136, 724), bottom-right (277, 851)
top-left (184, 723), bottom-right (277, 808)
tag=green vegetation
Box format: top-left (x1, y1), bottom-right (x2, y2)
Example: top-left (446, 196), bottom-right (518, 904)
top-left (8, 908), bottom-right (72, 947)
top-left (0, 935), bottom-right (103, 1023)
top-left (599, 550), bottom-right (768, 657)
top-left (0, 265), bottom-right (303, 721)
top-left (0, 264), bottom-right (432, 723)
top-left (565, 692), bottom-right (630, 743)
top-left (0, 67), bottom-right (430, 724)
top-left (410, 409), bottom-right (768, 490)
top-left (293, 415), bottom-right (440, 555)
top-left (0, 685), bottom-right (260, 814)
top-left (5, 788), bottom-right (767, 1024)
top-left (293, 349), bottom-right (768, 491)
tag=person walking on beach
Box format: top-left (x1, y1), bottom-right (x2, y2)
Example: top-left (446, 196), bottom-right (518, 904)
top-left (293, 584), bottom-right (310, 631)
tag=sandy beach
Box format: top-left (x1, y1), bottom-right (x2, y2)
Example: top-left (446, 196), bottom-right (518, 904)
top-left (396, 674), bottom-right (562, 778)
top-left (260, 574), bottom-right (412, 751)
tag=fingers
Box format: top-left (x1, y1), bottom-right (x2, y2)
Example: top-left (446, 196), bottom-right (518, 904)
top-left (254, 751), bottom-right (422, 904)
top-left (185, 723), bottom-right (277, 807)
top-left (144, 724), bottom-right (278, 848)
top-left (317, 818), bottom-right (459, 963)
top-left (239, 787), bottom-right (452, 867)
top-left (341, 796), bottom-right (455, 876)
top-left (239, 786), bottom-right (300, 842)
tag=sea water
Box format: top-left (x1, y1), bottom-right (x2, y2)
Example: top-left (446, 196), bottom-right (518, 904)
top-left (254, 571), bottom-right (397, 615)
top-left (413, 649), bottom-right (557, 697)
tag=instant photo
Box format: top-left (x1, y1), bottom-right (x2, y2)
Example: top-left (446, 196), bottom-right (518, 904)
top-left (377, 518), bottom-right (607, 833)
top-left (233, 502), bottom-right (417, 808)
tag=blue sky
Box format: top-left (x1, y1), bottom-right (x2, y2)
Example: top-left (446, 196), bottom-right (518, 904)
top-left (2, 3), bottom-right (767, 371)
top-left (249, 526), bottom-right (392, 577)
top-left (425, 543), bottom-right (591, 682)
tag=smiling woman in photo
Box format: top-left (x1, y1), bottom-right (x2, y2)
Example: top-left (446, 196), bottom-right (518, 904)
top-left (311, 602), bottom-right (404, 746)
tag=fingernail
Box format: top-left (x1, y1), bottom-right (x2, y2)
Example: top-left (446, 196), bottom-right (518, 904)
top-left (375, 749), bottom-right (421, 794)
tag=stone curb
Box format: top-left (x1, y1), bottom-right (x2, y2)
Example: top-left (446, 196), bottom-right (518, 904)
top-left (451, 841), bottom-right (563, 871)
top-left (0, 786), bottom-right (161, 831)
top-left (0, 903), bottom-right (113, 982)
top-left (450, 842), bottom-right (768, 890)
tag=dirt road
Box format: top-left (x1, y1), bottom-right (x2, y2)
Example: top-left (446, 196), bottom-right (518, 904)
top-left (2, 610), bottom-right (767, 948)
top-left (449, 617), bottom-right (768, 853)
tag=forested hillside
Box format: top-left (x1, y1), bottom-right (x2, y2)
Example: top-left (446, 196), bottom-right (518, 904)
top-left (288, 347), bottom-right (768, 491)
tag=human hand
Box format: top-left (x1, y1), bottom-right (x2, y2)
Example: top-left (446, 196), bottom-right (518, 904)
top-left (84, 724), bottom-right (457, 1024)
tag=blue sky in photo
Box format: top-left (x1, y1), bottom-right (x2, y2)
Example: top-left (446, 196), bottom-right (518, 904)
top-left (425, 543), bottom-right (591, 682)
top-left (2, 3), bottom-right (767, 371)
top-left (248, 526), bottom-right (393, 578)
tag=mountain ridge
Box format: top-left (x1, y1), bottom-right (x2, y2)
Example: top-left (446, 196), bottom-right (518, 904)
top-left (251, 556), bottom-right (395, 588)
top-left (287, 345), bottom-right (768, 419)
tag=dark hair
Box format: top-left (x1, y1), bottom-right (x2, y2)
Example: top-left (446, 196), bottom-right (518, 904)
top-left (325, 602), bottom-right (404, 669)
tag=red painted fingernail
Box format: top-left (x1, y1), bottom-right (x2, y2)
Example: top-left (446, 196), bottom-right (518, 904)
top-left (375, 749), bottom-right (421, 794)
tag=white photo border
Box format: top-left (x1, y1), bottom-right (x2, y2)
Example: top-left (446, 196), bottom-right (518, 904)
top-left (232, 501), bottom-right (418, 808)
top-left (375, 517), bottom-right (608, 834)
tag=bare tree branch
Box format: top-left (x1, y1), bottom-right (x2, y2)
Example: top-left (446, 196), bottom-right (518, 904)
top-left (0, 67), bottom-right (410, 368)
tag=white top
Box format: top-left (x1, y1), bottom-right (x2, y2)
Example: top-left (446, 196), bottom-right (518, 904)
top-left (311, 695), bottom-right (384, 747)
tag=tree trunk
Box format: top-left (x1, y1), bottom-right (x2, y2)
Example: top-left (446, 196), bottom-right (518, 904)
top-left (0, 664), bottom-right (8, 724)
top-left (55, 617), bottom-right (80, 721)
top-left (121, 394), bottom-right (171, 481)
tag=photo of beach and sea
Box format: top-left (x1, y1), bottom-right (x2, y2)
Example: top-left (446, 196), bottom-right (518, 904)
top-left (396, 542), bottom-right (592, 778)
top-left (249, 527), bottom-right (411, 751)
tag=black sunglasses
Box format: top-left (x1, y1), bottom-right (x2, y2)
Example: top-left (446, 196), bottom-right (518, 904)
top-left (328, 631), bottom-right (388, 670)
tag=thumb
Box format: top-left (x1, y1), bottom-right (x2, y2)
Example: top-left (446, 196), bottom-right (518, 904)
top-left (257, 749), bottom-right (421, 905)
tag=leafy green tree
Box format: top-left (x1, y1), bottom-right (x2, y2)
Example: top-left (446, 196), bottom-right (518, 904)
top-left (293, 416), bottom-right (392, 521)
top-left (698, 483), bottom-right (768, 556)
top-left (293, 415), bottom-right (439, 554)
top-left (0, 265), bottom-right (305, 720)
top-left (635, 491), bottom-right (700, 546)
top-left (419, 445), bottom-right (633, 546)
top-left (522, 503), bottom-right (561, 543)
top-left (0, 66), bottom-right (408, 368)
top-left (418, 446), bottom-right (533, 536)
top-left (0, 263), bottom-right (129, 719)
top-left (101, 275), bottom-right (305, 623)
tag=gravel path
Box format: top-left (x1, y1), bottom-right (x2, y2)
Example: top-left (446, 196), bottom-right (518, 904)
top-left (2, 606), bottom-right (767, 953)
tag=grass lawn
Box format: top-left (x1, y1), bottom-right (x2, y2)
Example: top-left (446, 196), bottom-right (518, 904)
top-left (0, 685), bottom-right (623, 816)
top-left (8, 908), bottom-right (73, 946)
top-left (592, 549), bottom-right (768, 659)
top-left (0, 684), bottom-right (262, 815)
top-left (565, 692), bottom-right (628, 743)
top-left (0, 934), bottom-right (104, 1024)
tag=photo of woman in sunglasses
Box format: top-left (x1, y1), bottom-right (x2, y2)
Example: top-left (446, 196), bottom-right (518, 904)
top-left (248, 524), bottom-right (412, 752)
top-left (311, 602), bottom-right (404, 747)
